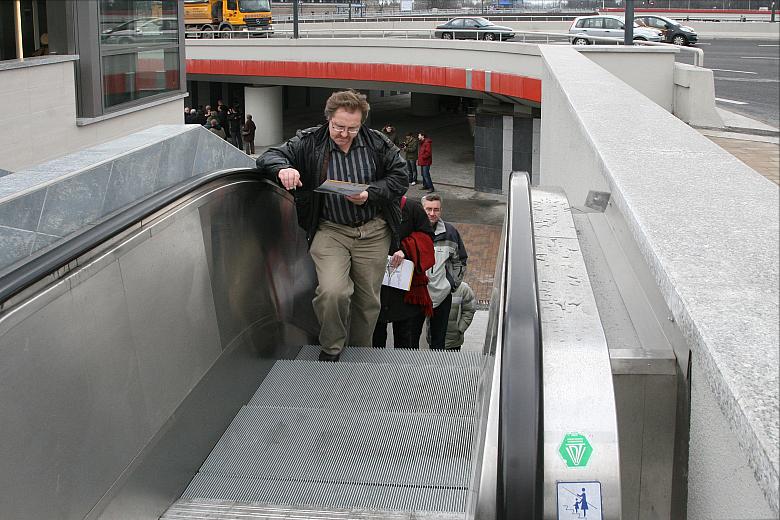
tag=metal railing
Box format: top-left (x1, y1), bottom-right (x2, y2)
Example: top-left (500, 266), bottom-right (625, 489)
top-left (185, 27), bottom-right (704, 66)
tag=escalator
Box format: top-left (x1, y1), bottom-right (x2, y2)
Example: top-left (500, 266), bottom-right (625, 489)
top-left (0, 169), bottom-right (543, 520)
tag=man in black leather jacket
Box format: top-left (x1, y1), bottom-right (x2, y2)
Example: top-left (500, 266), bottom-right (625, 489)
top-left (256, 90), bottom-right (408, 361)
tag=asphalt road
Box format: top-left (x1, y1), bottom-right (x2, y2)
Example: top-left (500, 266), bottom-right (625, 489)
top-left (678, 38), bottom-right (779, 128)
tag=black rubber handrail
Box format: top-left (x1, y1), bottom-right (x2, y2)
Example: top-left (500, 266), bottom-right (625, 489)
top-left (497, 172), bottom-right (543, 518)
top-left (0, 168), bottom-right (269, 305)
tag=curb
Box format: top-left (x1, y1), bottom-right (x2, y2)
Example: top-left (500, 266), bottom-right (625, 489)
top-left (694, 124), bottom-right (780, 138)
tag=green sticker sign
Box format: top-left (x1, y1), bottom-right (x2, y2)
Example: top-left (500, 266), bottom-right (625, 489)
top-left (558, 432), bottom-right (593, 468)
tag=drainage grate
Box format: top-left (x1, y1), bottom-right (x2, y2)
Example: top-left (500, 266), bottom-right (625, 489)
top-left (174, 348), bottom-right (486, 516)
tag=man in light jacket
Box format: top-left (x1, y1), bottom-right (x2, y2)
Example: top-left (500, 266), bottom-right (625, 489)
top-left (420, 192), bottom-right (468, 350)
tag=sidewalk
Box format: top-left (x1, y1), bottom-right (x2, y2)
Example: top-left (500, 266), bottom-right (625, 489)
top-left (699, 109), bottom-right (780, 185)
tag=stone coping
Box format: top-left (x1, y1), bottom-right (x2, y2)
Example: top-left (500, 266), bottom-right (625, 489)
top-left (0, 54), bottom-right (78, 71)
top-left (541, 45), bottom-right (779, 513)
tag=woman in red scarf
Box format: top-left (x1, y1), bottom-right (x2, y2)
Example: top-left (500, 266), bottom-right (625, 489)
top-left (372, 196), bottom-right (435, 349)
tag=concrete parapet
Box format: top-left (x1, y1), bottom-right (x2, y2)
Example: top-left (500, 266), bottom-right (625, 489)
top-left (673, 63), bottom-right (725, 128)
top-left (539, 45), bottom-right (778, 517)
top-left (0, 125), bottom-right (254, 273)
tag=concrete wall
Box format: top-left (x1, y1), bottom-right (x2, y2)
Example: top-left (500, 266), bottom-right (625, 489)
top-left (688, 356), bottom-right (776, 520)
top-left (673, 62), bottom-right (724, 127)
top-left (578, 47), bottom-right (677, 113)
top-left (0, 57), bottom-right (185, 174)
top-left (539, 44), bottom-right (778, 516)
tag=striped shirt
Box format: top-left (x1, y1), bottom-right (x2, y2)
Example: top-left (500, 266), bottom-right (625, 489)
top-left (322, 133), bottom-right (378, 225)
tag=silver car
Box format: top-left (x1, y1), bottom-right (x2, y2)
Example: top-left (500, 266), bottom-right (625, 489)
top-left (569, 15), bottom-right (662, 45)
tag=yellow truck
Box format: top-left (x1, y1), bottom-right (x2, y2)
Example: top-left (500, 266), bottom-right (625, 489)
top-left (184, 0), bottom-right (273, 36)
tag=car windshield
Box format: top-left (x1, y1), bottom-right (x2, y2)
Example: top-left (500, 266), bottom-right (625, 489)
top-left (238, 0), bottom-right (271, 12)
top-left (474, 17), bottom-right (494, 27)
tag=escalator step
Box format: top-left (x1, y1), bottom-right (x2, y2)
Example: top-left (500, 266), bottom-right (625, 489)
top-left (197, 406), bottom-right (476, 489)
top-left (162, 498), bottom-right (456, 520)
top-left (294, 345), bottom-right (486, 368)
top-left (180, 474), bottom-right (468, 513)
top-left (248, 360), bottom-right (482, 417)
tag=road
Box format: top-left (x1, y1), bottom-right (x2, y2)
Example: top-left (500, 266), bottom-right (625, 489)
top-left (677, 38), bottom-right (779, 128)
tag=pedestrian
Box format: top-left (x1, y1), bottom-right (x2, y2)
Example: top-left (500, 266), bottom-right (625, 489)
top-left (228, 106), bottom-right (243, 149)
top-left (417, 193), bottom-right (468, 350)
top-left (417, 131), bottom-right (434, 192)
top-left (402, 132), bottom-right (419, 185)
top-left (242, 114), bottom-right (257, 155)
top-left (372, 195), bottom-right (435, 349)
top-left (444, 281), bottom-right (476, 350)
top-left (381, 124), bottom-right (400, 146)
top-left (256, 89), bottom-right (409, 361)
top-left (217, 105), bottom-right (230, 140)
top-left (208, 119), bottom-right (226, 140)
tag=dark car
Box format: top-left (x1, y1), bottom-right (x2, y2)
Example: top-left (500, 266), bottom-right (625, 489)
top-left (434, 17), bottom-right (515, 41)
top-left (635, 15), bottom-right (698, 46)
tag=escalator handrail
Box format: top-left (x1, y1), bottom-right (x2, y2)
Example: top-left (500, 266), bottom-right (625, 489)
top-left (498, 172), bottom-right (543, 518)
top-left (0, 168), bottom-right (270, 305)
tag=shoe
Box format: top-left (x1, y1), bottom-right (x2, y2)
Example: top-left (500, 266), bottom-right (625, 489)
top-left (428, 189), bottom-right (435, 193)
top-left (410, 181), bottom-right (417, 186)
top-left (318, 350), bottom-right (341, 362)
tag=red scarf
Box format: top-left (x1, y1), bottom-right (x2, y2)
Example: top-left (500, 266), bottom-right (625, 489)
top-left (402, 231), bottom-right (435, 317)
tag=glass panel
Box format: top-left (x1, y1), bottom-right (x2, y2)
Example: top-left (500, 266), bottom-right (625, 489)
top-left (99, 0), bottom-right (178, 47)
top-left (238, 0), bottom-right (271, 12)
top-left (604, 18), bottom-right (622, 30)
top-left (102, 48), bottom-right (180, 108)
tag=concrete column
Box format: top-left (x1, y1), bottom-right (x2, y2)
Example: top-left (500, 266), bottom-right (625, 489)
top-left (244, 86), bottom-right (283, 147)
top-left (410, 93), bottom-right (439, 117)
top-left (531, 117), bottom-right (541, 185)
top-left (511, 115), bottom-right (534, 183)
top-left (474, 113), bottom-right (502, 193)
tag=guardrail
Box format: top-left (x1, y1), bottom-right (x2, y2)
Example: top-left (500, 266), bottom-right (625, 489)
top-left (185, 28), bottom-right (704, 66)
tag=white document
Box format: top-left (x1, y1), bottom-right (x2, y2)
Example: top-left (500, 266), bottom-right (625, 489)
top-left (314, 179), bottom-right (369, 197)
top-left (382, 257), bottom-right (414, 291)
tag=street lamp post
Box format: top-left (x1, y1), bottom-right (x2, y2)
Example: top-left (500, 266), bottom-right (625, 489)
top-left (293, 0), bottom-right (299, 38)
top-left (624, 0), bottom-right (634, 45)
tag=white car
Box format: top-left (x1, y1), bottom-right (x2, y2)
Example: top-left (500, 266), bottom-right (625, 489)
top-left (569, 15), bottom-right (662, 45)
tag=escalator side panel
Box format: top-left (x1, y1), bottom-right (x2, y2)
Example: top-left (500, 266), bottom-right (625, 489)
top-left (0, 178), bottom-right (319, 520)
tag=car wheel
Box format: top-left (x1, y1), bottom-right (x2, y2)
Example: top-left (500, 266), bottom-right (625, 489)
top-left (200, 25), bottom-right (215, 38)
top-left (572, 37), bottom-right (589, 45)
top-left (672, 34), bottom-right (688, 46)
top-left (484, 32), bottom-right (495, 41)
top-left (441, 32), bottom-right (453, 40)
top-left (219, 24), bottom-right (233, 39)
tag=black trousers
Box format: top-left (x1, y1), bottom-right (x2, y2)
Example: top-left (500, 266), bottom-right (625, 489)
top-left (427, 293), bottom-right (452, 350)
top-left (372, 314), bottom-right (424, 349)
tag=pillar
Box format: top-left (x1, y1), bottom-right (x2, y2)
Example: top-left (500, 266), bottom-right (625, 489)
top-left (244, 85), bottom-right (283, 147)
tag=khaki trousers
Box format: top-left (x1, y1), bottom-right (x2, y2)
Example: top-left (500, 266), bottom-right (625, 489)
top-left (310, 217), bottom-right (391, 355)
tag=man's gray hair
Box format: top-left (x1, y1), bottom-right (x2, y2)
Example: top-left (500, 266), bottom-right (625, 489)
top-left (421, 192), bottom-right (442, 204)
top-left (324, 89), bottom-right (370, 123)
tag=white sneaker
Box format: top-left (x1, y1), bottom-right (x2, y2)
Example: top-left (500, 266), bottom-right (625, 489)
top-left (410, 181), bottom-right (417, 186)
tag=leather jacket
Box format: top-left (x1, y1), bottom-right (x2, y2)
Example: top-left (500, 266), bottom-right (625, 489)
top-left (256, 124), bottom-right (409, 250)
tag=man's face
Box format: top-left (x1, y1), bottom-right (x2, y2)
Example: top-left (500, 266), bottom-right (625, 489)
top-left (423, 199), bottom-right (442, 226)
top-left (328, 108), bottom-right (362, 149)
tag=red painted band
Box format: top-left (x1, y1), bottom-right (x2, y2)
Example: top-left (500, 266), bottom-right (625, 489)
top-left (186, 59), bottom-right (542, 103)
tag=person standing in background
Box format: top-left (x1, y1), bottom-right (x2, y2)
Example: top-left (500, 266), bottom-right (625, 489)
top-left (417, 132), bottom-right (434, 193)
top-left (242, 115), bottom-right (257, 155)
top-left (418, 193), bottom-right (467, 350)
top-left (402, 132), bottom-right (419, 186)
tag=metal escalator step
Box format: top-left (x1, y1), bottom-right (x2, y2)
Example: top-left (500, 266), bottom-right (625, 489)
top-left (162, 498), bottom-right (461, 520)
top-left (294, 345), bottom-right (485, 368)
top-left (197, 406), bottom-right (476, 489)
top-left (179, 475), bottom-right (468, 513)
top-left (248, 360), bottom-right (482, 417)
